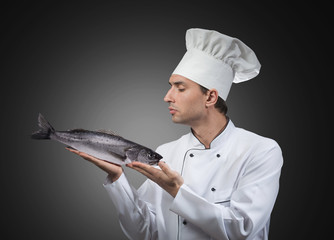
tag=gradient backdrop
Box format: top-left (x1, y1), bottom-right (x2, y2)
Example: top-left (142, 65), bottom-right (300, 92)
top-left (2, 2), bottom-right (327, 239)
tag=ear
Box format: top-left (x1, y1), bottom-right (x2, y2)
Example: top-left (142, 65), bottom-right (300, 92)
top-left (205, 89), bottom-right (219, 108)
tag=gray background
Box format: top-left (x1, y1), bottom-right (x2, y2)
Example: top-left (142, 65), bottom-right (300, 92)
top-left (2, 2), bottom-right (328, 239)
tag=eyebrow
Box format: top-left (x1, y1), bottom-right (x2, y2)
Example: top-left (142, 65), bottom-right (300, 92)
top-left (169, 81), bottom-right (186, 87)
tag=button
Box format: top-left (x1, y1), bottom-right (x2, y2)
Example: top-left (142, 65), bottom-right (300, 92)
top-left (211, 187), bottom-right (216, 192)
top-left (216, 154), bottom-right (221, 158)
top-left (189, 153), bottom-right (194, 157)
top-left (183, 220), bottom-right (187, 225)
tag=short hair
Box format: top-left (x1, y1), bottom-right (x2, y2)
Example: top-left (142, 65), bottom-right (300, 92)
top-left (199, 85), bottom-right (228, 115)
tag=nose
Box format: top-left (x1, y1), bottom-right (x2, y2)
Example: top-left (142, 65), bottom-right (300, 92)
top-left (164, 88), bottom-right (174, 103)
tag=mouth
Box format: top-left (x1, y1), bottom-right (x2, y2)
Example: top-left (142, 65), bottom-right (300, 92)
top-left (168, 106), bottom-right (177, 115)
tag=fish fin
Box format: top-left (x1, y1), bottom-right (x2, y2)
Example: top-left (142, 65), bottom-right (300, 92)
top-left (108, 151), bottom-right (127, 161)
top-left (31, 113), bottom-right (55, 139)
top-left (67, 128), bottom-right (89, 133)
top-left (96, 129), bottom-right (119, 136)
top-left (65, 146), bottom-right (77, 150)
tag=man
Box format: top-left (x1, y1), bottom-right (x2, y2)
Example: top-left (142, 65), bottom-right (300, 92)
top-left (68, 28), bottom-right (283, 239)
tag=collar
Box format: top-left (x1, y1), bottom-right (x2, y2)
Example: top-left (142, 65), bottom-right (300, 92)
top-left (187, 119), bottom-right (235, 149)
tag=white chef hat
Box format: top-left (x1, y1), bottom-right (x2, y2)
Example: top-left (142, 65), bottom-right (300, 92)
top-left (172, 28), bottom-right (261, 100)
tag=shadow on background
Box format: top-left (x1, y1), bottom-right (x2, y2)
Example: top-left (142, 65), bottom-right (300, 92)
top-left (1, 2), bottom-right (328, 239)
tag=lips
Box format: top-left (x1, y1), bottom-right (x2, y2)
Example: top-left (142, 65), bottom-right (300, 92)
top-left (168, 106), bottom-right (177, 115)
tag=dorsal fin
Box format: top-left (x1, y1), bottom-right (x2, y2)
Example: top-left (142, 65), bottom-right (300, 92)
top-left (96, 129), bottom-right (119, 136)
top-left (67, 128), bottom-right (89, 133)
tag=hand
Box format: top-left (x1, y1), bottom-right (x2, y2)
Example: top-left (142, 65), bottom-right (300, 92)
top-left (66, 147), bottom-right (123, 182)
top-left (127, 161), bottom-right (184, 197)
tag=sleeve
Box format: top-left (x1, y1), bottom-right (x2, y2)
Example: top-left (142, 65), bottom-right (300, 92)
top-left (103, 173), bottom-right (158, 240)
top-left (169, 141), bottom-right (283, 240)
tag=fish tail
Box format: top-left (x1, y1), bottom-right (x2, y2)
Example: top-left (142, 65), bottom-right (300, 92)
top-left (31, 113), bottom-right (55, 139)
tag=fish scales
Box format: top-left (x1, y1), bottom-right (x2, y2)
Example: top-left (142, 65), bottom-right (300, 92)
top-left (54, 131), bottom-right (136, 160)
top-left (31, 113), bottom-right (162, 165)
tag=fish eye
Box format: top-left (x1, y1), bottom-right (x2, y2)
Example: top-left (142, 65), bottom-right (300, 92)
top-left (148, 151), bottom-right (158, 160)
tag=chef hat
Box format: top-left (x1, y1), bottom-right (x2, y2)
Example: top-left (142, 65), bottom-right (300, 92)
top-left (172, 28), bottom-right (261, 100)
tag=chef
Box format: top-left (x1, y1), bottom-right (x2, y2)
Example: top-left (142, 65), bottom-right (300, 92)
top-left (69, 28), bottom-right (283, 239)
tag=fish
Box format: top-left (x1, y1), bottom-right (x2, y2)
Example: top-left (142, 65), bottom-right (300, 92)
top-left (31, 113), bottom-right (163, 165)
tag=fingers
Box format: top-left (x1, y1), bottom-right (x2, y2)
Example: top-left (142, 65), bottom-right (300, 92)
top-left (159, 161), bottom-right (177, 179)
top-left (128, 161), bottom-right (183, 197)
top-left (131, 162), bottom-right (164, 175)
top-left (65, 147), bottom-right (101, 164)
top-left (158, 161), bottom-right (170, 173)
top-left (128, 161), bottom-right (176, 184)
top-left (128, 162), bottom-right (161, 180)
top-left (64, 148), bottom-right (123, 181)
top-left (129, 161), bottom-right (151, 169)
top-left (65, 147), bottom-right (79, 154)
top-left (130, 166), bottom-right (156, 181)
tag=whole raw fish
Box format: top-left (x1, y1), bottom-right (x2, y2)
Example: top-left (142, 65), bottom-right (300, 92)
top-left (31, 113), bottom-right (162, 165)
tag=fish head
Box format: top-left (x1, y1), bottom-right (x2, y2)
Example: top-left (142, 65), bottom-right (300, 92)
top-left (137, 148), bottom-right (163, 165)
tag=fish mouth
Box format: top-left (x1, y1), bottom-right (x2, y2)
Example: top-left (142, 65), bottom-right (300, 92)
top-left (149, 154), bottom-right (163, 165)
top-left (149, 161), bottom-right (160, 165)
top-left (156, 153), bottom-right (163, 160)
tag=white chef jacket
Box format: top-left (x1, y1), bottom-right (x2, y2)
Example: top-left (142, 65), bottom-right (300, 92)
top-left (104, 120), bottom-right (283, 240)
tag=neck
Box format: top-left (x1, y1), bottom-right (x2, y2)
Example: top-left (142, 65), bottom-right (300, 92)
top-left (191, 112), bottom-right (228, 149)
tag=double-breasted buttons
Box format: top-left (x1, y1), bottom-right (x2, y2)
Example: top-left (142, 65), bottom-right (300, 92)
top-left (188, 153), bottom-right (220, 158)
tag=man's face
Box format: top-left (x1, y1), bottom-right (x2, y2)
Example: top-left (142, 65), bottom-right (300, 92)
top-left (164, 74), bottom-right (207, 126)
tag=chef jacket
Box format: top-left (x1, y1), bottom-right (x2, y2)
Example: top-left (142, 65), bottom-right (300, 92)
top-left (104, 120), bottom-right (283, 240)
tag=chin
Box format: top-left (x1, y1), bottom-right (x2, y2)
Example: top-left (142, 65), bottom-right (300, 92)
top-left (171, 116), bottom-right (187, 125)
top-left (171, 116), bottom-right (181, 123)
